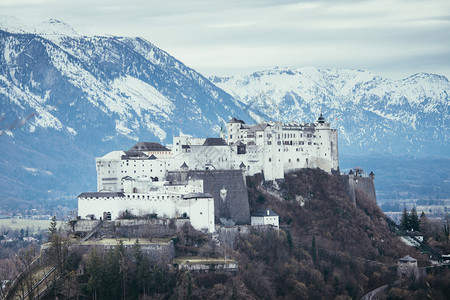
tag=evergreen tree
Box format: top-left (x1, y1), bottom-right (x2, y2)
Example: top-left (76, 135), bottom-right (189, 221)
top-left (400, 207), bottom-right (410, 231)
top-left (419, 212), bottom-right (429, 236)
top-left (86, 249), bottom-right (102, 300)
top-left (49, 216), bottom-right (57, 235)
top-left (410, 207), bottom-right (420, 231)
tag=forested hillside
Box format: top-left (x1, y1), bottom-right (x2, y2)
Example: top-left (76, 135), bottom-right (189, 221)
top-left (4, 169), bottom-right (431, 299)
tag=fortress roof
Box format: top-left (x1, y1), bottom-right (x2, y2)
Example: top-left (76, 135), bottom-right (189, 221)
top-left (317, 113), bottom-right (326, 124)
top-left (251, 208), bottom-right (279, 217)
top-left (129, 142), bottom-right (170, 152)
top-left (228, 117), bottom-right (245, 124)
top-left (247, 123), bottom-right (269, 133)
top-left (183, 193), bottom-right (213, 199)
top-left (78, 192), bottom-right (125, 198)
top-left (121, 151), bottom-right (148, 160)
top-left (203, 138), bottom-right (227, 146)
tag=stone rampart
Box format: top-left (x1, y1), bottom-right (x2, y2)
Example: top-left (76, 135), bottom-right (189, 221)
top-left (343, 174), bottom-right (376, 204)
top-left (169, 170), bottom-right (251, 225)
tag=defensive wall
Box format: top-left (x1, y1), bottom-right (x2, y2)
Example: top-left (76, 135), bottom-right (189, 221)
top-left (168, 169), bottom-right (250, 225)
top-left (343, 174), bottom-right (376, 204)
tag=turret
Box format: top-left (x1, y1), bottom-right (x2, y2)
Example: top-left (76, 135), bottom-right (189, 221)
top-left (180, 162), bottom-right (189, 182)
top-left (369, 171), bottom-right (375, 180)
top-left (317, 113), bottom-right (326, 124)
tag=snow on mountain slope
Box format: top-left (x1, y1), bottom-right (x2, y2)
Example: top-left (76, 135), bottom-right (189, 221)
top-left (211, 67), bottom-right (450, 156)
top-left (0, 18), bottom-right (252, 208)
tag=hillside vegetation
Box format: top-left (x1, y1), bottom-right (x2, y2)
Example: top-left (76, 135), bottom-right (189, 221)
top-left (239, 169), bottom-right (428, 299)
top-left (4, 169), bottom-right (431, 299)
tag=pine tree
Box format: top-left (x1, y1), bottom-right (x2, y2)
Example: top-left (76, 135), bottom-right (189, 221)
top-left (400, 207), bottom-right (410, 231)
top-left (410, 207), bottom-right (420, 231)
top-left (49, 216), bottom-right (57, 236)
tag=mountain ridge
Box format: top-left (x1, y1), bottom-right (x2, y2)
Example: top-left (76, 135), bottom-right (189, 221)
top-left (1, 18), bottom-right (449, 211)
top-left (0, 19), bottom-right (252, 209)
top-left (210, 66), bottom-right (449, 156)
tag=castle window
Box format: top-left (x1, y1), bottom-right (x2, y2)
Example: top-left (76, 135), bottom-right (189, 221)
top-left (269, 158), bottom-right (272, 162)
top-left (289, 159), bottom-right (291, 162)
top-left (297, 158), bottom-right (300, 162)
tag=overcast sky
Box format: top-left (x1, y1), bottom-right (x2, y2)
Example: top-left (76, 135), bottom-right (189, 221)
top-left (1, 0), bottom-right (449, 79)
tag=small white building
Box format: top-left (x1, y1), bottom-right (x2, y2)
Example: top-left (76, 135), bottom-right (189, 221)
top-left (251, 208), bottom-right (279, 228)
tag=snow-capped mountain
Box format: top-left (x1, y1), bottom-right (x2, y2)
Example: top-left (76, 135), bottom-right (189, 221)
top-left (211, 67), bottom-right (449, 156)
top-left (1, 17), bottom-right (449, 210)
top-left (0, 18), bottom-right (252, 208)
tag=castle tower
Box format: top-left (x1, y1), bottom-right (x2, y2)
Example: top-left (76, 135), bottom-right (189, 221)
top-left (369, 171), bottom-right (375, 180)
top-left (180, 162), bottom-right (189, 182)
top-left (226, 117), bottom-right (245, 144)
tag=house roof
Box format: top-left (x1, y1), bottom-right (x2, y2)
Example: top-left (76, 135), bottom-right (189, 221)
top-left (129, 142), bottom-right (170, 152)
top-left (203, 138), bottom-right (227, 146)
top-left (78, 192), bottom-right (125, 198)
top-left (251, 208), bottom-right (279, 217)
top-left (398, 255), bottom-right (417, 262)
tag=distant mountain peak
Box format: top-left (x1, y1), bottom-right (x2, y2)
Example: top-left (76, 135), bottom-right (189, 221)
top-left (0, 16), bottom-right (79, 37)
top-left (35, 18), bottom-right (79, 36)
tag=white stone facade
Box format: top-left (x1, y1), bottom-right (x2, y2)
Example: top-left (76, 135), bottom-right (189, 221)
top-left (251, 209), bottom-right (279, 228)
top-left (80, 115), bottom-right (338, 232)
top-left (78, 189), bottom-right (215, 233)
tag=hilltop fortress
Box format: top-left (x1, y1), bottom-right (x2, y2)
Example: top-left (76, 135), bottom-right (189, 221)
top-left (78, 115), bottom-right (340, 232)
